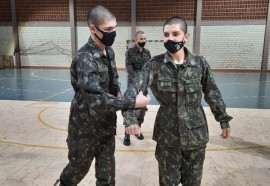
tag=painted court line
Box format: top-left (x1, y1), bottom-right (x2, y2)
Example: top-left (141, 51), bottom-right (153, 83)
top-left (31, 70), bottom-right (70, 81)
top-left (0, 140), bottom-right (269, 153)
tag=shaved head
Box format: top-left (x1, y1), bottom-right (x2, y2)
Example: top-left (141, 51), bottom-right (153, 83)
top-left (163, 16), bottom-right (187, 34)
top-left (87, 6), bottom-right (115, 26)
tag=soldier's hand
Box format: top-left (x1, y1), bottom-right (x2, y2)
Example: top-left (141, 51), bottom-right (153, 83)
top-left (220, 128), bottom-right (231, 139)
top-left (125, 124), bottom-right (141, 135)
top-left (135, 91), bottom-right (151, 108)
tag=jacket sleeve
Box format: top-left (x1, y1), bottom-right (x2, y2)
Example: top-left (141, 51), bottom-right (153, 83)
top-left (122, 60), bottom-right (154, 126)
top-left (125, 49), bottom-right (137, 83)
top-left (201, 57), bottom-right (233, 129)
top-left (148, 50), bottom-right (151, 59)
top-left (76, 55), bottom-right (135, 113)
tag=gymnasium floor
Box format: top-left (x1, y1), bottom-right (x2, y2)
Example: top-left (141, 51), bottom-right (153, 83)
top-left (0, 69), bottom-right (270, 186)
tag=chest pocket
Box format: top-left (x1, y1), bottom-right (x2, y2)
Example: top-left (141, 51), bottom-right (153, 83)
top-left (130, 55), bottom-right (143, 71)
top-left (185, 78), bottom-right (202, 107)
top-left (158, 77), bottom-right (177, 92)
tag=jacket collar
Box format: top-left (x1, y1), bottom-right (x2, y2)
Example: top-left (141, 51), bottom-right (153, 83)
top-left (133, 44), bottom-right (145, 53)
top-left (164, 47), bottom-right (198, 68)
top-left (87, 37), bottom-right (114, 60)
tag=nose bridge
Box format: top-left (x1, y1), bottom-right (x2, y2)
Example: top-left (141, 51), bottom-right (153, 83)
top-left (168, 33), bottom-right (174, 40)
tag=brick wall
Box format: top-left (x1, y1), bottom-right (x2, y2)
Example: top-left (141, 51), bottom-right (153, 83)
top-left (76, 0), bottom-right (130, 22)
top-left (0, 0), bottom-right (12, 22)
top-left (16, 0), bottom-right (69, 21)
top-left (137, 0), bottom-right (196, 21)
top-left (0, 0), bottom-right (269, 70)
top-left (2, 0), bottom-right (266, 22)
top-left (202, 0), bottom-right (268, 20)
top-left (1, 0), bottom-right (130, 22)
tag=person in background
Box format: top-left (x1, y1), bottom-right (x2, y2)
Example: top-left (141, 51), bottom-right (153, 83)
top-left (124, 31), bottom-right (151, 146)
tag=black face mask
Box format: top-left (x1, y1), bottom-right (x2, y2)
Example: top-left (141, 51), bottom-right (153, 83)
top-left (164, 39), bottom-right (184, 53)
top-left (138, 42), bottom-right (146, 48)
top-left (95, 26), bottom-right (116, 46)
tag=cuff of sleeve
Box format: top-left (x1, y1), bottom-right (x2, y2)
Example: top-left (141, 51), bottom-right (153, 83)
top-left (123, 117), bottom-right (138, 127)
top-left (124, 97), bottom-right (136, 108)
top-left (220, 122), bottom-right (230, 129)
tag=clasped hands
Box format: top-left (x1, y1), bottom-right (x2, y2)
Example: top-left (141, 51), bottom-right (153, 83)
top-left (126, 91), bottom-right (150, 135)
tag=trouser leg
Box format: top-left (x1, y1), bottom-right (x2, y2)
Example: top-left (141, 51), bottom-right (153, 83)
top-left (155, 143), bottom-right (182, 186)
top-left (181, 147), bottom-right (206, 186)
top-left (59, 137), bottom-right (96, 186)
top-left (155, 143), bottom-right (206, 186)
top-left (95, 135), bottom-right (116, 186)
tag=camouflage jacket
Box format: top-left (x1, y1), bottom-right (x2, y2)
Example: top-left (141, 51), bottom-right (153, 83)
top-left (125, 45), bottom-right (151, 85)
top-left (69, 37), bottom-right (135, 138)
top-left (123, 47), bottom-right (232, 150)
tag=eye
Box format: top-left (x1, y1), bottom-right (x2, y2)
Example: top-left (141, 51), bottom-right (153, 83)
top-left (164, 33), bottom-right (169, 37)
top-left (106, 27), bottom-right (115, 32)
top-left (173, 32), bottom-right (180, 37)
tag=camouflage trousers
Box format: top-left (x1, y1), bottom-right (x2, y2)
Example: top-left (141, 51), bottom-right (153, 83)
top-left (59, 134), bottom-right (116, 186)
top-left (155, 143), bottom-right (206, 186)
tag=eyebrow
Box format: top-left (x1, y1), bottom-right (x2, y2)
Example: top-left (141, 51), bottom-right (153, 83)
top-left (105, 24), bottom-right (117, 29)
top-left (163, 31), bottom-right (180, 34)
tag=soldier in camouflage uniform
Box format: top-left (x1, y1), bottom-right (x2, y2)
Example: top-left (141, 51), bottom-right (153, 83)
top-left (55, 6), bottom-right (150, 186)
top-left (124, 31), bottom-right (151, 146)
top-left (123, 16), bottom-right (233, 186)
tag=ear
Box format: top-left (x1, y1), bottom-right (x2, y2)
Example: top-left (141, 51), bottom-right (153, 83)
top-left (89, 24), bottom-right (96, 33)
top-left (184, 33), bottom-right (190, 43)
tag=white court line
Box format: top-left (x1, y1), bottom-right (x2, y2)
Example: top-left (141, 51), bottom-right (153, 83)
top-left (31, 70), bottom-right (70, 81)
top-left (1, 86), bottom-right (58, 94)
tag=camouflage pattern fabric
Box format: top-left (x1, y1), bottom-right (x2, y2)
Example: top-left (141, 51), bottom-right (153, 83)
top-left (59, 37), bottom-right (135, 186)
top-left (122, 47), bottom-right (232, 185)
top-left (155, 143), bottom-right (205, 186)
top-left (125, 45), bottom-right (151, 123)
top-left (60, 135), bottom-right (115, 186)
top-left (125, 45), bottom-right (151, 85)
top-left (123, 47), bottom-right (232, 150)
